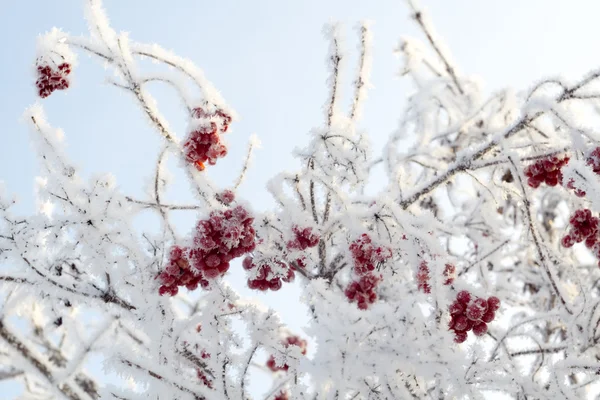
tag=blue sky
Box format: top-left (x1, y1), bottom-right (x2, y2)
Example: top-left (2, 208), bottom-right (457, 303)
top-left (2, 0), bottom-right (600, 398)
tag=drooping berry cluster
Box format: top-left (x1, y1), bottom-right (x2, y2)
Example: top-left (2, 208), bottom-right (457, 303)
top-left (524, 156), bottom-right (570, 188)
top-left (287, 226), bottom-right (320, 251)
top-left (267, 335), bottom-right (308, 372)
top-left (587, 147), bottom-right (600, 174)
top-left (416, 261), bottom-right (456, 293)
top-left (561, 209), bottom-right (600, 262)
top-left (443, 263), bottom-right (456, 285)
top-left (184, 107), bottom-right (232, 171)
top-left (242, 256), bottom-right (295, 291)
top-left (416, 261), bottom-right (431, 294)
top-left (348, 233), bottom-right (392, 275)
top-left (344, 234), bottom-right (392, 310)
top-left (188, 205), bottom-right (256, 278)
top-left (157, 246), bottom-right (208, 296)
top-left (566, 178), bottom-right (586, 198)
top-left (157, 205), bottom-right (255, 296)
top-left (36, 62), bottom-right (71, 98)
top-left (345, 273), bottom-right (380, 310)
top-left (448, 291), bottom-right (500, 343)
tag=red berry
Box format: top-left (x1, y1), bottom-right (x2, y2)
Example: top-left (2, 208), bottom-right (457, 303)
top-left (449, 301), bottom-right (465, 315)
top-left (487, 296), bottom-right (501, 312)
top-left (454, 331), bottom-right (468, 343)
top-left (472, 322), bottom-right (488, 336)
top-left (456, 290), bottom-right (471, 305)
top-left (481, 309), bottom-right (495, 323)
top-left (466, 298), bottom-right (488, 321)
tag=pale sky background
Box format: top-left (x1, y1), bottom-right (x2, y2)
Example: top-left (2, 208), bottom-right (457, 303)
top-left (1, 0), bottom-right (600, 398)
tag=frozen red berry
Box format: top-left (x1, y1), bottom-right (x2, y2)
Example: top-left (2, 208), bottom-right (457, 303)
top-left (472, 322), bottom-right (488, 336)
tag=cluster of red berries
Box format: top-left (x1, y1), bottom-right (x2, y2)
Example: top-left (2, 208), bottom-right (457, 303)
top-left (416, 261), bottom-right (456, 294)
top-left (197, 369), bottom-right (213, 389)
top-left (587, 147), bottom-right (600, 174)
top-left (157, 246), bottom-right (208, 296)
top-left (184, 107), bottom-right (231, 171)
top-left (193, 324), bottom-right (213, 388)
top-left (287, 226), bottom-right (320, 251)
top-left (348, 233), bottom-right (392, 275)
top-left (416, 261), bottom-right (431, 294)
top-left (443, 263), bottom-right (456, 285)
top-left (448, 291), bottom-right (500, 343)
top-left (157, 205), bottom-right (255, 296)
top-left (524, 156), bottom-right (570, 188)
top-left (267, 335), bottom-right (307, 372)
top-left (566, 178), bottom-right (586, 198)
top-left (189, 205), bottom-right (256, 278)
top-left (561, 209), bottom-right (600, 262)
top-left (36, 62), bottom-right (71, 98)
top-left (345, 273), bottom-right (380, 310)
top-left (344, 234), bottom-right (392, 310)
top-left (242, 256), bottom-right (295, 291)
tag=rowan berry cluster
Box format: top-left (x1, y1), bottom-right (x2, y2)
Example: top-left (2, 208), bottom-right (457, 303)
top-left (188, 205), bottom-right (256, 278)
top-left (345, 273), bottom-right (380, 310)
top-left (157, 205), bottom-right (255, 296)
top-left (349, 233), bottom-right (392, 275)
top-left (443, 263), bottom-right (456, 285)
top-left (448, 291), bottom-right (500, 343)
top-left (344, 234), bottom-right (392, 309)
top-left (184, 107), bottom-right (232, 171)
top-left (524, 156), bottom-right (570, 188)
top-left (242, 256), bottom-right (295, 291)
top-left (157, 246), bottom-right (208, 296)
top-left (287, 226), bottom-right (320, 251)
top-left (416, 261), bottom-right (431, 294)
top-left (561, 209), bottom-right (600, 258)
top-left (586, 147), bottom-right (600, 174)
top-left (416, 261), bottom-right (455, 293)
top-left (36, 62), bottom-right (71, 98)
top-left (267, 335), bottom-right (308, 372)
top-left (566, 178), bottom-right (586, 198)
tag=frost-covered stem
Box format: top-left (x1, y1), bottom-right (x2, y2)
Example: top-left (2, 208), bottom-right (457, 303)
top-left (458, 239), bottom-right (509, 277)
top-left (509, 346), bottom-right (567, 357)
top-left (470, 146), bottom-right (571, 170)
top-left (326, 25), bottom-right (342, 127)
top-left (234, 137), bottom-right (257, 190)
top-left (241, 345), bottom-right (258, 400)
top-left (406, 0), bottom-right (464, 95)
top-left (507, 155), bottom-right (573, 314)
top-left (140, 76), bottom-right (192, 113)
top-left (21, 257), bottom-right (136, 311)
top-left (400, 114), bottom-right (533, 209)
top-left (154, 146), bottom-right (175, 239)
top-left (221, 357), bottom-right (231, 400)
top-left (54, 318), bottom-right (114, 391)
top-left (0, 320), bottom-right (82, 400)
top-left (349, 22), bottom-right (371, 121)
top-left (120, 359), bottom-right (206, 400)
top-left (125, 197), bottom-right (201, 210)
